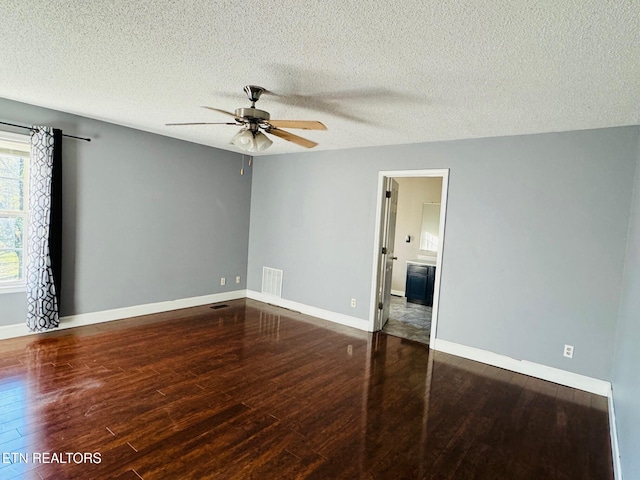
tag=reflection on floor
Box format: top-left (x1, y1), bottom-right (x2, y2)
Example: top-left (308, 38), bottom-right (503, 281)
top-left (383, 295), bottom-right (431, 344)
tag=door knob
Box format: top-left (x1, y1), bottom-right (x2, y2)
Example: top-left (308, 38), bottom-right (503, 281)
top-left (391, 256), bottom-right (398, 260)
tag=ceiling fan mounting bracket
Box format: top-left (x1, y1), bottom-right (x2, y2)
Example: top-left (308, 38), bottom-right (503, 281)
top-left (244, 85), bottom-right (266, 107)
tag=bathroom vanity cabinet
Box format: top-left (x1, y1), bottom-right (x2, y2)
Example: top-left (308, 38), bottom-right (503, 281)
top-left (406, 262), bottom-right (436, 306)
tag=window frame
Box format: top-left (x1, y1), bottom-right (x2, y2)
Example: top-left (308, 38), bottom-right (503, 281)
top-left (0, 131), bottom-right (30, 293)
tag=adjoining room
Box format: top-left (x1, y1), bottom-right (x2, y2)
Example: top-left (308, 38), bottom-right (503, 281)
top-left (383, 175), bottom-right (444, 345)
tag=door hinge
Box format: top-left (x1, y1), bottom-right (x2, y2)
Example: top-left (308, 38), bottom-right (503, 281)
top-left (381, 247), bottom-right (387, 254)
top-left (378, 302), bottom-right (384, 310)
top-left (385, 190), bottom-right (392, 198)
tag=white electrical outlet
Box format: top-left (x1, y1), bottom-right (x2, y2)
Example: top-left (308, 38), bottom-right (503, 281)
top-left (220, 277), bottom-right (226, 286)
top-left (350, 298), bottom-right (357, 308)
top-left (236, 276), bottom-right (241, 284)
top-left (563, 344), bottom-right (574, 358)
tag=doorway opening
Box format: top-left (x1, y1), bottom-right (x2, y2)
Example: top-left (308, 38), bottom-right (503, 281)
top-left (370, 169), bottom-right (449, 347)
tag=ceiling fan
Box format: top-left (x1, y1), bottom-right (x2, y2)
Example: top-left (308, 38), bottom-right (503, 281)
top-left (166, 85), bottom-right (327, 152)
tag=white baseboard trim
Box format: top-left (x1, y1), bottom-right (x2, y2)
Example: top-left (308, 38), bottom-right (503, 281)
top-left (0, 290), bottom-right (246, 341)
top-left (390, 289), bottom-right (405, 297)
top-left (432, 338), bottom-right (612, 397)
top-left (608, 389), bottom-right (623, 480)
top-left (0, 322), bottom-right (31, 340)
top-left (246, 290), bottom-right (371, 332)
top-left (0, 292), bottom-right (615, 395)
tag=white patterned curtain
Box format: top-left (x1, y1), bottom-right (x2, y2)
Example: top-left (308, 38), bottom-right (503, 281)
top-left (26, 127), bottom-right (60, 331)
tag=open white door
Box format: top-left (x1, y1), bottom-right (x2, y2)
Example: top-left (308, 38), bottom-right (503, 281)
top-left (374, 177), bottom-right (399, 331)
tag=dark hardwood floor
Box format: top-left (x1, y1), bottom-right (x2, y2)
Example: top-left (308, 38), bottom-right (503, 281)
top-left (0, 299), bottom-right (613, 479)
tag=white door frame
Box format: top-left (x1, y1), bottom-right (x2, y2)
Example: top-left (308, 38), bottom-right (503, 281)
top-left (368, 169), bottom-right (450, 347)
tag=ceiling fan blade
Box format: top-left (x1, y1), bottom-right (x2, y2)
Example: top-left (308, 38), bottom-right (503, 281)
top-left (267, 128), bottom-right (318, 149)
top-left (201, 106), bottom-right (238, 118)
top-left (268, 120), bottom-right (327, 130)
top-left (165, 122), bottom-right (237, 126)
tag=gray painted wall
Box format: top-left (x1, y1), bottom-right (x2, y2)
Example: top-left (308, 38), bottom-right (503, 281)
top-left (0, 292), bottom-right (26, 327)
top-left (248, 127), bottom-right (639, 380)
top-left (0, 97), bottom-right (251, 326)
top-left (611, 134), bottom-right (640, 479)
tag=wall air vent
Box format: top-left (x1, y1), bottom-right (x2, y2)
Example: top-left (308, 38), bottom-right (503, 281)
top-left (261, 267), bottom-right (283, 297)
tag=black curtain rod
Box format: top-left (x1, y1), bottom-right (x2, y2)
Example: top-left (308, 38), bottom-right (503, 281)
top-left (0, 121), bottom-right (91, 142)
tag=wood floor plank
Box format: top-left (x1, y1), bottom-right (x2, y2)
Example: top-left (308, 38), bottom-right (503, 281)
top-left (0, 299), bottom-right (614, 479)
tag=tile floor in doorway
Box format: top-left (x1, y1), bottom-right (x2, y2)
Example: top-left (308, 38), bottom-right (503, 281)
top-left (382, 295), bottom-right (431, 344)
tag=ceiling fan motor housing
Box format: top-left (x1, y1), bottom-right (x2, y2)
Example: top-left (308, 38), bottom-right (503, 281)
top-left (235, 107), bottom-right (270, 122)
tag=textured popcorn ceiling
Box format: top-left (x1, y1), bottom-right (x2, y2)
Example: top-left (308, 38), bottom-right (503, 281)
top-left (0, 1), bottom-right (638, 155)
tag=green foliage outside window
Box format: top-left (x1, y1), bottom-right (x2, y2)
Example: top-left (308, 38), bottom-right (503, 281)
top-left (0, 148), bottom-right (28, 284)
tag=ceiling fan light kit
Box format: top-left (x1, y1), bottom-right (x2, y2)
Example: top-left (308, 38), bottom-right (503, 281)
top-left (231, 128), bottom-right (273, 152)
top-left (167, 85), bottom-right (327, 153)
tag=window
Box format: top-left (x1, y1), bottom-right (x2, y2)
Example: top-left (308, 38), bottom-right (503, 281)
top-left (0, 132), bottom-right (30, 289)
